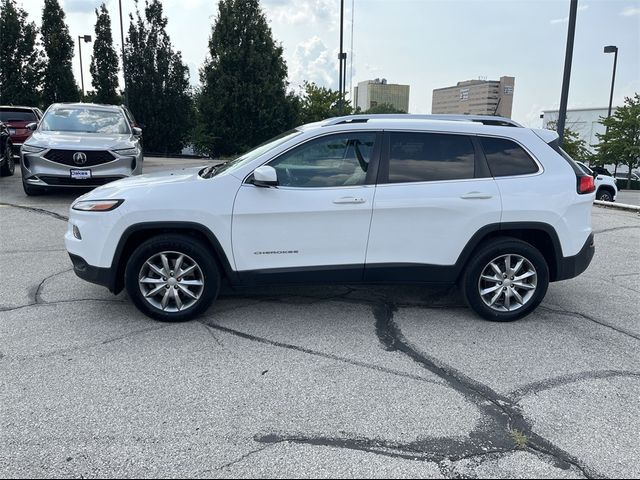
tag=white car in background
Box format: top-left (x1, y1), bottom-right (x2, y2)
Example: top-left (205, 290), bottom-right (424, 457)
top-left (575, 161), bottom-right (617, 202)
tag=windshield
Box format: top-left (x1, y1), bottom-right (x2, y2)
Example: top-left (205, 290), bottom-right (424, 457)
top-left (40, 107), bottom-right (130, 134)
top-left (0, 110), bottom-right (37, 122)
top-left (212, 129), bottom-right (302, 176)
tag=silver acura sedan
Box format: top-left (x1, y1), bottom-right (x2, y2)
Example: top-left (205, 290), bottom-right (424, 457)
top-left (20, 103), bottom-right (143, 195)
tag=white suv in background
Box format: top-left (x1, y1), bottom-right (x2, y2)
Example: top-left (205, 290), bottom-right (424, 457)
top-left (65, 115), bottom-right (596, 322)
top-left (575, 161), bottom-right (617, 202)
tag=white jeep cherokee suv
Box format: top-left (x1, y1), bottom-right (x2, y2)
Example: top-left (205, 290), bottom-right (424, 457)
top-left (65, 115), bottom-right (596, 322)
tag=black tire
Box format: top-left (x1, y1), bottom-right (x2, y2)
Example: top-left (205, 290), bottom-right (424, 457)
top-left (461, 237), bottom-right (549, 322)
top-left (0, 143), bottom-right (14, 177)
top-left (124, 234), bottom-right (220, 322)
top-left (22, 178), bottom-right (44, 195)
top-left (596, 189), bottom-right (613, 202)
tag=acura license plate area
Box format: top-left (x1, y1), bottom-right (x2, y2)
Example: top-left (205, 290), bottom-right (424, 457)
top-left (70, 169), bottom-right (92, 180)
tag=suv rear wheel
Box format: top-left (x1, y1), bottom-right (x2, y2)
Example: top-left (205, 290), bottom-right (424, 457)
top-left (596, 188), bottom-right (613, 202)
top-left (461, 238), bottom-right (549, 321)
top-left (124, 234), bottom-right (220, 322)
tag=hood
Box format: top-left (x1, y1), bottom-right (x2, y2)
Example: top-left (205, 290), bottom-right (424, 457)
top-left (80, 166), bottom-right (208, 200)
top-left (27, 130), bottom-right (134, 150)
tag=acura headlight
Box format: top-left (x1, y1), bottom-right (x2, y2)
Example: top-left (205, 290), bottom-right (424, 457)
top-left (22, 144), bottom-right (46, 153)
top-left (72, 199), bottom-right (124, 212)
top-left (113, 147), bottom-right (139, 156)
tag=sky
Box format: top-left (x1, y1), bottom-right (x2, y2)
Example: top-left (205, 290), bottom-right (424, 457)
top-left (16, 0), bottom-right (640, 127)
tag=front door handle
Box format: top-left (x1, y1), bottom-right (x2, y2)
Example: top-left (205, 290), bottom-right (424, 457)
top-left (333, 197), bottom-right (366, 204)
top-left (460, 192), bottom-right (493, 200)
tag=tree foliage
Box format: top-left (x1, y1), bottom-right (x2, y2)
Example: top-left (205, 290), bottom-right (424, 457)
top-left (89, 3), bottom-right (119, 104)
top-left (195, 0), bottom-right (297, 156)
top-left (295, 81), bottom-right (353, 124)
top-left (124, 0), bottom-right (192, 154)
top-left (596, 93), bottom-right (640, 188)
top-left (546, 120), bottom-right (591, 162)
top-left (364, 103), bottom-right (406, 114)
top-left (41, 0), bottom-right (79, 105)
top-left (0, 0), bottom-right (43, 106)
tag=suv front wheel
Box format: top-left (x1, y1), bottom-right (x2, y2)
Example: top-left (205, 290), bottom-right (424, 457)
top-left (461, 238), bottom-right (549, 322)
top-left (124, 234), bottom-right (220, 322)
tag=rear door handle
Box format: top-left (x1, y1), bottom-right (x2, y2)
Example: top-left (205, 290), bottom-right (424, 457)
top-left (460, 192), bottom-right (493, 200)
top-left (333, 197), bottom-right (366, 204)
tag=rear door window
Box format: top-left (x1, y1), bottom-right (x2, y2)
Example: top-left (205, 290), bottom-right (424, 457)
top-left (480, 137), bottom-right (539, 177)
top-left (0, 110), bottom-right (37, 122)
top-left (385, 132), bottom-right (476, 183)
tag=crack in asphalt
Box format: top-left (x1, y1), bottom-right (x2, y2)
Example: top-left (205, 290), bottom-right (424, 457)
top-left (593, 225), bottom-right (640, 234)
top-left (0, 202), bottom-right (68, 221)
top-left (539, 305), bottom-right (640, 342)
top-left (509, 370), bottom-right (640, 402)
top-left (213, 442), bottom-right (281, 472)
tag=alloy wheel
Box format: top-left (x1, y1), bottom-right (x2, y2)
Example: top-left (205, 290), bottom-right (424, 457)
top-left (138, 251), bottom-right (205, 312)
top-left (478, 254), bottom-right (537, 312)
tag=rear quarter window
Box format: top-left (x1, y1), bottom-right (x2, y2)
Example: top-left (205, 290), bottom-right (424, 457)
top-left (480, 137), bottom-right (539, 177)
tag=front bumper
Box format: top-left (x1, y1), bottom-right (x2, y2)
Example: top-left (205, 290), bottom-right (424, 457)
top-left (69, 253), bottom-right (115, 291)
top-left (21, 150), bottom-right (143, 188)
top-left (555, 233), bottom-right (595, 281)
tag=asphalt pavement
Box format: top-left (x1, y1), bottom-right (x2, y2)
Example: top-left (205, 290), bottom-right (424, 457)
top-left (1, 158), bottom-right (639, 478)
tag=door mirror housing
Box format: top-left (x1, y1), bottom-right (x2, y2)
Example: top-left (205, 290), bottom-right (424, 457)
top-left (132, 127), bottom-right (142, 136)
top-left (26, 122), bottom-right (38, 131)
top-left (252, 165), bottom-right (278, 187)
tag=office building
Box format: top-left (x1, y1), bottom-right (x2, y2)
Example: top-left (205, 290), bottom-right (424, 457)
top-left (353, 79), bottom-right (410, 113)
top-left (432, 76), bottom-right (515, 118)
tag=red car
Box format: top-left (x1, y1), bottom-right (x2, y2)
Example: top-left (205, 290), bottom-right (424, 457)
top-left (0, 106), bottom-right (44, 156)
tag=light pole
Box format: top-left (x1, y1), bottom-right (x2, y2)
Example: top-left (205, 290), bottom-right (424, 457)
top-left (604, 45), bottom-right (618, 119)
top-left (338, 0), bottom-right (346, 114)
top-left (557, 0), bottom-right (578, 146)
top-left (119, 0), bottom-right (128, 107)
top-left (77, 34), bottom-right (92, 100)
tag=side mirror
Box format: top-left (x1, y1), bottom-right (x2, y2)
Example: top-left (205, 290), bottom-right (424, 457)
top-left (26, 122), bottom-right (38, 131)
top-left (132, 127), bottom-right (142, 136)
top-left (252, 165), bottom-right (278, 187)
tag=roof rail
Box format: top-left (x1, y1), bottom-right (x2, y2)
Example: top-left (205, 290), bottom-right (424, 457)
top-left (322, 114), bottom-right (523, 128)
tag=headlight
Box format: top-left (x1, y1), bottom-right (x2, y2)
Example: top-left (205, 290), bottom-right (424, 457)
top-left (113, 147), bottom-right (139, 156)
top-left (72, 199), bottom-right (124, 212)
top-left (22, 144), bottom-right (46, 153)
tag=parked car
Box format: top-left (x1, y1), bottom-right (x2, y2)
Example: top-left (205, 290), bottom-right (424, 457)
top-left (614, 172), bottom-right (640, 190)
top-left (590, 166), bottom-right (612, 177)
top-left (66, 114), bottom-right (596, 323)
top-left (0, 121), bottom-right (14, 176)
top-left (20, 103), bottom-right (143, 195)
top-left (0, 106), bottom-right (43, 156)
top-left (575, 161), bottom-right (617, 202)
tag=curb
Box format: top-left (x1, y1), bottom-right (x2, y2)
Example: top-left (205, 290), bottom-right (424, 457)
top-left (594, 200), bottom-right (640, 213)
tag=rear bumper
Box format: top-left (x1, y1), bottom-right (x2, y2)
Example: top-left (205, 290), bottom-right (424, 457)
top-left (69, 253), bottom-right (115, 292)
top-left (555, 233), bottom-right (595, 281)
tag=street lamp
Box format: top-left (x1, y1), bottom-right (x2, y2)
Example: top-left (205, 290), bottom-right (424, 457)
top-left (604, 45), bottom-right (618, 119)
top-left (78, 34), bottom-right (92, 99)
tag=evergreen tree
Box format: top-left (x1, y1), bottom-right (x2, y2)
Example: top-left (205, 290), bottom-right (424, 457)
top-left (41, 0), bottom-right (79, 105)
top-left (596, 93), bottom-right (640, 187)
top-left (0, 0), bottom-right (43, 106)
top-left (124, 0), bottom-right (192, 154)
top-left (89, 3), bottom-right (119, 104)
top-left (195, 0), bottom-right (297, 156)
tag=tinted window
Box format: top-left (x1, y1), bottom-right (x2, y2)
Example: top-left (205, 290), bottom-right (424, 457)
top-left (0, 110), bottom-right (37, 122)
top-left (386, 132), bottom-right (475, 183)
top-left (481, 137), bottom-right (539, 177)
top-left (269, 133), bottom-right (376, 188)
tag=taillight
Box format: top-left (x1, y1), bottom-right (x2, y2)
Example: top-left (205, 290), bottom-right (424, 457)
top-left (577, 175), bottom-right (595, 194)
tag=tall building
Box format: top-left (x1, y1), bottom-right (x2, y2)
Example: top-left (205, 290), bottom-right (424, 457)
top-left (432, 76), bottom-right (515, 118)
top-left (353, 79), bottom-right (410, 113)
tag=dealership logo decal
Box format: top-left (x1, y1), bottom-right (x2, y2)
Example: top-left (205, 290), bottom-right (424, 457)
top-left (73, 152), bottom-right (87, 165)
top-left (254, 250), bottom-right (299, 255)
